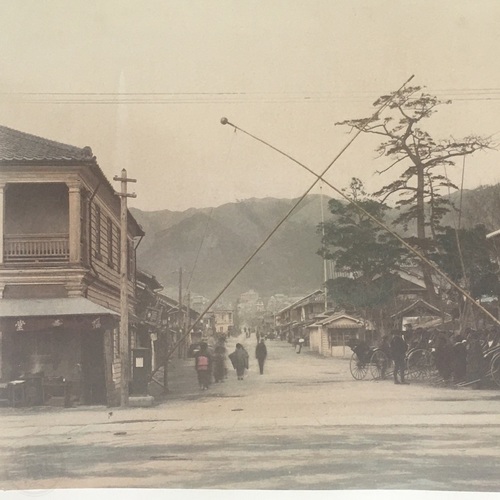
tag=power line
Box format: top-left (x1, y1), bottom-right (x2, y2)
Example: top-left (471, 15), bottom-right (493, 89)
top-left (6, 86), bottom-right (500, 96)
top-left (226, 122), bottom-right (500, 328)
top-left (163, 75), bottom-right (415, 359)
top-left (5, 87), bottom-right (500, 105)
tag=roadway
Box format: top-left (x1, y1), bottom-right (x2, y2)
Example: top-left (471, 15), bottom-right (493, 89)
top-left (1, 334), bottom-right (500, 492)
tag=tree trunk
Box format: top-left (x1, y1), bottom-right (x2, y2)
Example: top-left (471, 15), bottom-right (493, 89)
top-left (417, 165), bottom-right (438, 304)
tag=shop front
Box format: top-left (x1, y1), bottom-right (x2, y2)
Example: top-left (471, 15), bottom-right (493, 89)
top-left (0, 298), bottom-right (119, 407)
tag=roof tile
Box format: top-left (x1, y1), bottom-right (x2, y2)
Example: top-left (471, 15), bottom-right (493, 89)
top-left (0, 125), bottom-right (94, 162)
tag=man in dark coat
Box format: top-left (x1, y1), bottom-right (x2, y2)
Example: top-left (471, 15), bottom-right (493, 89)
top-left (255, 339), bottom-right (268, 375)
top-left (390, 330), bottom-right (409, 385)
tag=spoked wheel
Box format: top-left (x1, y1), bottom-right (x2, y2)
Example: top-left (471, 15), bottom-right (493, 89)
top-left (370, 350), bottom-right (391, 380)
top-left (350, 353), bottom-right (368, 380)
top-left (406, 349), bottom-right (433, 379)
top-left (491, 354), bottom-right (500, 387)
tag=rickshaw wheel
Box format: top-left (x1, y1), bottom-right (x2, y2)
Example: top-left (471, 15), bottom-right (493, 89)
top-left (406, 349), bottom-right (433, 379)
top-left (350, 353), bottom-right (368, 380)
top-left (370, 349), bottom-right (391, 380)
top-left (491, 353), bottom-right (500, 387)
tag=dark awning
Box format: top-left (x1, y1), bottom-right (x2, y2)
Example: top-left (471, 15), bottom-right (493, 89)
top-left (0, 298), bottom-right (119, 333)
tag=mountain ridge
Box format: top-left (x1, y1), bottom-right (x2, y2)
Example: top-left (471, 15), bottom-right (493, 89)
top-left (131, 183), bottom-right (500, 304)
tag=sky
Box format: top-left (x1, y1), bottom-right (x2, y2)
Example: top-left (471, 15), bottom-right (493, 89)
top-left (1, 0), bottom-right (500, 211)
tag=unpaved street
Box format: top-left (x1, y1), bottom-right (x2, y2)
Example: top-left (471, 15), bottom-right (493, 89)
top-left (1, 334), bottom-right (500, 492)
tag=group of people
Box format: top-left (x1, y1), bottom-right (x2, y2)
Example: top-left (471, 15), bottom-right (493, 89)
top-left (378, 326), bottom-right (500, 386)
top-left (194, 336), bottom-right (268, 390)
top-left (431, 328), bottom-right (495, 385)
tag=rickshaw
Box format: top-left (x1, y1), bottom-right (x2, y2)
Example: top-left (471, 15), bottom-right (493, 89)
top-left (347, 338), bottom-right (392, 380)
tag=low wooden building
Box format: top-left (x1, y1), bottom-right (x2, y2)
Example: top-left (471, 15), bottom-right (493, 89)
top-left (308, 312), bottom-right (371, 357)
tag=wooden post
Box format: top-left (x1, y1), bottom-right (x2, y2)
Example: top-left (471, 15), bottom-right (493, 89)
top-left (0, 184), bottom-right (5, 265)
top-left (185, 291), bottom-right (191, 358)
top-left (113, 169), bottom-right (136, 407)
top-left (103, 329), bottom-right (115, 406)
top-left (163, 332), bottom-right (169, 394)
top-left (178, 267), bottom-right (183, 359)
top-left (67, 183), bottom-right (82, 264)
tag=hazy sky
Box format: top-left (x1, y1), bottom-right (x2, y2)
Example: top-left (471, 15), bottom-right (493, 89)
top-left (2, 0), bottom-right (500, 211)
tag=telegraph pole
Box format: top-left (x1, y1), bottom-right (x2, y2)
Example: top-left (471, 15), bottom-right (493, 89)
top-left (185, 290), bottom-right (191, 356)
top-left (113, 168), bottom-right (136, 407)
top-left (178, 267), bottom-right (183, 358)
top-left (320, 183), bottom-right (329, 312)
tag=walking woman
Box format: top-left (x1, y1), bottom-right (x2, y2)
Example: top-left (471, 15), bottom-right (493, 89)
top-left (213, 340), bottom-right (227, 383)
top-left (195, 342), bottom-right (212, 390)
top-left (229, 343), bottom-right (249, 380)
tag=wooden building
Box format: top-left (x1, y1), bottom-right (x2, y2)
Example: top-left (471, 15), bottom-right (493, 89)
top-left (275, 290), bottom-right (332, 344)
top-left (308, 312), bottom-right (371, 357)
top-left (0, 125), bottom-right (144, 406)
top-left (210, 309), bottom-right (234, 335)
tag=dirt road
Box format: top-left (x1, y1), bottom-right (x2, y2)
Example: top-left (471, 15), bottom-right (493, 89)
top-left (1, 334), bottom-right (500, 491)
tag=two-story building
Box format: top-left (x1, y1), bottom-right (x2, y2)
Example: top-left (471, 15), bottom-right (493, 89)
top-left (275, 290), bottom-right (332, 344)
top-left (0, 125), bottom-right (144, 406)
top-left (211, 309), bottom-right (234, 336)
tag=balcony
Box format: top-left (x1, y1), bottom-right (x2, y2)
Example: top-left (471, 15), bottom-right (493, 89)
top-left (4, 234), bottom-right (69, 264)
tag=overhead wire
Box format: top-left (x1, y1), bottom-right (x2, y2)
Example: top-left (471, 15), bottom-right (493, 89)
top-left (6, 87), bottom-right (500, 105)
top-left (162, 75), bottom-right (416, 360)
top-left (223, 120), bottom-right (500, 328)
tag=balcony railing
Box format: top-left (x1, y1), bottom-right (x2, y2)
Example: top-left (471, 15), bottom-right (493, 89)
top-left (4, 234), bottom-right (70, 264)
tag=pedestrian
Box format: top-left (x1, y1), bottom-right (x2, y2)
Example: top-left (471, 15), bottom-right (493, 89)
top-left (295, 337), bottom-right (304, 354)
top-left (213, 341), bottom-right (227, 383)
top-left (390, 330), bottom-right (409, 385)
top-left (229, 343), bottom-right (249, 380)
top-left (378, 335), bottom-right (390, 356)
top-left (255, 339), bottom-right (268, 375)
top-left (194, 342), bottom-right (212, 390)
top-left (434, 331), bottom-right (453, 381)
top-left (466, 330), bottom-right (484, 388)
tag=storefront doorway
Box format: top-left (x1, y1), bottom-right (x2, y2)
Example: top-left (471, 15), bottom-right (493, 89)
top-left (81, 330), bottom-right (106, 405)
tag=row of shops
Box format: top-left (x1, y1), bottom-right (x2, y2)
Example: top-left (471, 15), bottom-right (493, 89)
top-left (274, 285), bottom-right (458, 357)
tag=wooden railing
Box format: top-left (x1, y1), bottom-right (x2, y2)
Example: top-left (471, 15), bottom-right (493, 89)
top-left (4, 234), bottom-right (70, 264)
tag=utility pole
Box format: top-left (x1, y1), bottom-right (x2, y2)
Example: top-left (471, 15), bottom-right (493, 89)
top-left (163, 316), bottom-right (170, 394)
top-left (320, 183), bottom-right (329, 312)
top-left (178, 267), bottom-right (183, 358)
top-left (113, 168), bottom-right (136, 407)
top-left (185, 290), bottom-right (191, 357)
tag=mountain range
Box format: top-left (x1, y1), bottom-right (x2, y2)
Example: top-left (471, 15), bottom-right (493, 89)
top-left (131, 183), bottom-right (500, 305)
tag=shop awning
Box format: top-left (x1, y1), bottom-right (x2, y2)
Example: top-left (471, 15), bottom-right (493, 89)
top-left (0, 298), bottom-right (119, 318)
top-left (0, 298), bottom-right (119, 334)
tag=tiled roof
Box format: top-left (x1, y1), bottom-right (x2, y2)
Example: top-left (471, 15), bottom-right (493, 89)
top-left (390, 299), bottom-right (443, 318)
top-left (0, 124), bottom-right (144, 237)
top-left (276, 289), bottom-right (324, 314)
top-left (0, 125), bottom-right (95, 163)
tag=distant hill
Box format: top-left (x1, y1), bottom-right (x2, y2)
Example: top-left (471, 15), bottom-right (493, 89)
top-left (131, 184), bottom-right (500, 305)
top-left (131, 195), bottom-right (328, 303)
top-left (445, 184), bottom-right (500, 230)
